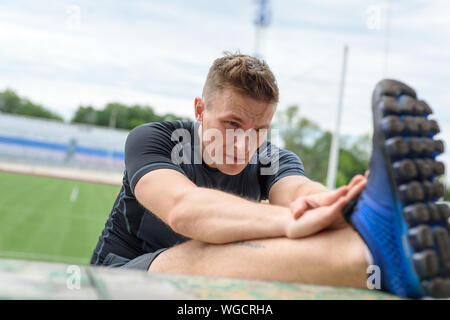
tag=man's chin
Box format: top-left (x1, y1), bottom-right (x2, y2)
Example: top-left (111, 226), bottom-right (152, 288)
top-left (216, 163), bottom-right (248, 175)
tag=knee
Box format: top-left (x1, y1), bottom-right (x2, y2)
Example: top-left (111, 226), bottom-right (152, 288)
top-left (147, 240), bottom-right (208, 274)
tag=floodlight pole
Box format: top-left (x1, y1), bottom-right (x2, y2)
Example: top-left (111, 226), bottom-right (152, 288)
top-left (253, 0), bottom-right (271, 59)
top-left (383, 0), bottom-right (392, 77)
top-left (326, 45), bottom-right (349, 190)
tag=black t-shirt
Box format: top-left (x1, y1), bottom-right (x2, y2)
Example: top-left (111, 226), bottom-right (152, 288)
top-left (91, 121), bottom-right (305, 264)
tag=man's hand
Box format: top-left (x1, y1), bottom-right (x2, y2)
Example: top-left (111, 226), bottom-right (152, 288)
top-left (284, 175), bottom-right (367, 239)
top-left (289, 174), bottom-right (367, 219)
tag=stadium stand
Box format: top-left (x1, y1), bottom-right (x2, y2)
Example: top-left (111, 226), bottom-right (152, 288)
top-left (0, 113), bottom-right (128, 172)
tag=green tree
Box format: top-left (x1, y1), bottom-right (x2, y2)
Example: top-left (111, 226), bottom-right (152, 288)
top-left (71, 102), bottom-right (190, 130)
top-left (0, 89), bottom-right (21, 113)
top-left (0, 89), bottom-right (63, 121)
top-left (72, 105), bottom-right (97, 125)
top-left (275, 105), bottom-right (369, 187)
top-left (0, 89), bottom-right (190, 128)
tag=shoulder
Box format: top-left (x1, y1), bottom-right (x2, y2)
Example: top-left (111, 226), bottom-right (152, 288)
top-left (126, 121), bottom-right (193, 145)
top-left (128, 120), bottom-right (192, 137)
top-left (258, 141), bottom-right (303, 165)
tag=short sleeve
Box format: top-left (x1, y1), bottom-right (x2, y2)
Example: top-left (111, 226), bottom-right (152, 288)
top-left (125, 122), bottom-right (188, 194)
top-left (258, 143), bottom-right (305, 200)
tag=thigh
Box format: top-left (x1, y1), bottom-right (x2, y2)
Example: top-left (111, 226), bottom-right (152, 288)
top-left (149, 226), bottom-right (367, 287)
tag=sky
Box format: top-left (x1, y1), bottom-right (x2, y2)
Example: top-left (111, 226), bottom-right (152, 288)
top-left (1, 0), bottom-right (450, 175)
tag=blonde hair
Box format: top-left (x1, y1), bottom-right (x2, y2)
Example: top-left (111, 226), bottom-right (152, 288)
top-left (202, 52), bottom-right (279, 107)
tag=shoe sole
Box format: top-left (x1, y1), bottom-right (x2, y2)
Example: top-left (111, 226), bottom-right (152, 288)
top-left (372, 79), bottom-right (450, 298)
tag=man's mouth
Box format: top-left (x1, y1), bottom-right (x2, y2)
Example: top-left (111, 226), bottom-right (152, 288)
top-left (225, 153), bottom-right (246, 163)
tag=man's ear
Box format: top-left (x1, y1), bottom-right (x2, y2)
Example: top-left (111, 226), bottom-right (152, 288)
top-left (194, 97), bottom-right (204, 123)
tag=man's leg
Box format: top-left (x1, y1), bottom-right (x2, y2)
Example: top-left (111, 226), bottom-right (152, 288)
top-left (344, 79), bottom-right (450, 298)
top-left (150, 79), bottom-right (450, 299)
top-left (149, 226), bottom-right (368, 288)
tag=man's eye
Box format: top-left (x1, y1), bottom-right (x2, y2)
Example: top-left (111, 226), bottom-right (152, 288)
top-left (228, 121), bottom-right (239, 127)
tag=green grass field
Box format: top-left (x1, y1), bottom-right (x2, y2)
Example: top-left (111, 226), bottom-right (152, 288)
top-left (0, 171), bottom-right (119, 265)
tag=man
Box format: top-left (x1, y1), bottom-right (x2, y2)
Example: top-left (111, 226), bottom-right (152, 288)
top-left (91, 53), bottom-right (450, 298)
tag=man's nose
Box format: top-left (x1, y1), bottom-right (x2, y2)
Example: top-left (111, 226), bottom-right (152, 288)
top-left (234, 132), bottom-right (258, 152)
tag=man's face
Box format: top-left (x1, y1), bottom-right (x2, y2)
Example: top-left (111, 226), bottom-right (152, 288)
top-left (195, 87), bottom-right (276, 175)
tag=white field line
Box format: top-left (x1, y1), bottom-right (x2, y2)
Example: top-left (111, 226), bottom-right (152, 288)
top-left (70, 186), bottom-right (79, 202)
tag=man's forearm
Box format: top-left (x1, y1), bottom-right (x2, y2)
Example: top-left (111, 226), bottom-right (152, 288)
top-left (294, 180), bottom-right (328, 199)
top-left (168, 187), bottom-right (291, 244)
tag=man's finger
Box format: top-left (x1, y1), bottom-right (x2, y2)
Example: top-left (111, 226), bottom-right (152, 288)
top-left (345, 179), bottom-right (367, 200)
top-left (348, 174), bottom-right (365, 188)
top-left (331, 179), bottom-right (367, 212)
top-left (290, 185), bottom-right (349, 219)
top-left (286, 205), bottom-right (344, 238)
top-left (287, 180), bottom-right (367, 239)
top-left (320, 185), bottom-right (349, 206)
top-left (289, 198), bottom-right (309, 219)
top-left (290, 197), bottom-right (321, 219)
top-left (285, 206), bottom-right (328, 238)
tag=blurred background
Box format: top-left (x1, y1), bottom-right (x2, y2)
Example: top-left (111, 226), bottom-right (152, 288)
top-left (0, 0), bottom-right (449, 265)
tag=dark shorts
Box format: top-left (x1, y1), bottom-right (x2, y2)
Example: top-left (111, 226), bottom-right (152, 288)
top-left (100, 248), bottom-right (169, 271)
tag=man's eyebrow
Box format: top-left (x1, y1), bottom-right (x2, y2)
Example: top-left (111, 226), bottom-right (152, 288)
top-left (222, 113), bottom-right (244, 123)
top-left (221, 113), bottom-right (270, 130)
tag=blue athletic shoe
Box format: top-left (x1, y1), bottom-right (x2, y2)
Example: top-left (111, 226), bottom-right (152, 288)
top-left (344, 79), bottom-right (450, 298)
